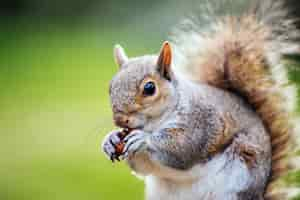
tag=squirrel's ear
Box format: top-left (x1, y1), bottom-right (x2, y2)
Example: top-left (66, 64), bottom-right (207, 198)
top-left (157, 41), bottom-right (172, 80)
top-left (114, 44), bottom-right (128, 68)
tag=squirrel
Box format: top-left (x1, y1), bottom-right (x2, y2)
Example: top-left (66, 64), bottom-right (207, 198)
top-left (102, 0), bottom-right (300, 199)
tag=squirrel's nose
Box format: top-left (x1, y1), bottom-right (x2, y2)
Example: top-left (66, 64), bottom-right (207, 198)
top-left (113, 113), bottom-right (130, 128)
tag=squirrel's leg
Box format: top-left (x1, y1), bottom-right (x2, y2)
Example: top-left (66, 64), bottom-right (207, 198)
top-left (202, 131), bottom-right (268, 200)
top-left (223, 131), bottom-right (270, 200)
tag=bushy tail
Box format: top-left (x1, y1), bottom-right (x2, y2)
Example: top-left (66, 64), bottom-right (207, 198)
top-left (171, 0), bottom-right (300, 199)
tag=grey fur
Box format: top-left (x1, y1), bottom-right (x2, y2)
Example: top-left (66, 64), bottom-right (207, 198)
top-left (102, 54), bottom-right (271, 199)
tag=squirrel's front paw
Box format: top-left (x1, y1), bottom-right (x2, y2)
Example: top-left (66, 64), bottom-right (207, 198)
top-left (122, 130), bottom-right (149, 159)
top-left (102, 130), bottom-right (123, 162)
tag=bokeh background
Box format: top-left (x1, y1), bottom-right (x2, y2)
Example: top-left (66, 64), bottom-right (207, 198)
top-left (1, 0), bottom-right (300, 200)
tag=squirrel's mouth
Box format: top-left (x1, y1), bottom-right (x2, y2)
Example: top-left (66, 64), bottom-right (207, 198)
top-left (113, 115), bottom-right (145, 130)
top-left (114, 121), bottom-right (144, 130)
top-left (121, 125), bottom-right (144, 130)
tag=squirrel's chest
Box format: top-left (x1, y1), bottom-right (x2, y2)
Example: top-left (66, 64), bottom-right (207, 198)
top-left (144, 153), bottom-right (252, 200)
top-left (145, 176), bottom-right (214, 200)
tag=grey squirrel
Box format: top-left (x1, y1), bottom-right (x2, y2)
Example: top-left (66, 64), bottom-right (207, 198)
top-left (102, 0), bottom-right (300, 199)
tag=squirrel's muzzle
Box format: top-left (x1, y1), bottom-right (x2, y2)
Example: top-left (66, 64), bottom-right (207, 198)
top-left (113, 113), bottom-right (130, 128)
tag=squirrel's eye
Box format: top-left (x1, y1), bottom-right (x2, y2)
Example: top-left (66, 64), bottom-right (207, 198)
top-left (143, 81), bottom-right (156, 96)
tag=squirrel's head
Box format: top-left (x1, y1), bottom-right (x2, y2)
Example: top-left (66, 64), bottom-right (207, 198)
top-left (109, 42), bottom-right (177, 130)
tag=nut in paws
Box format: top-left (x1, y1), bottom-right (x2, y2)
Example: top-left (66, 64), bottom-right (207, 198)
top-left (102, 130), bottom-right (124, 162)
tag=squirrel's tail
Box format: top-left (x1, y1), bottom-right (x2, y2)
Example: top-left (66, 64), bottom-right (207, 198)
top-left (171, 0), bottom-right (300, 199)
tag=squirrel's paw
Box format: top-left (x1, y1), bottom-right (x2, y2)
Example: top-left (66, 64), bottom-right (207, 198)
top-left (122, 130), bottom-right (149, 159)
top-left (102, 130), bottom-right (122, 162)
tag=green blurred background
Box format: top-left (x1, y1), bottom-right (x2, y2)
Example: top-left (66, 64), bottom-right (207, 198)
top-left (1, 0), bottom-right (300, 200)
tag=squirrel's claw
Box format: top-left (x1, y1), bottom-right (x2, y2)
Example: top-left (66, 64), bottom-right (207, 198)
top-left (122, 130), bottom-right (148, 159)
top-left (110, 155), bottom-right (115, 162)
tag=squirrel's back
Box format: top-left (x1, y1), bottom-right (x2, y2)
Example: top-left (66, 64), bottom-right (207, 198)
top-left (171, 0), bottom-right (300, 199)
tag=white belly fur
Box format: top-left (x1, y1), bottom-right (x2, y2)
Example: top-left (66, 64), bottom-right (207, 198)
top-left (143, 153), bottom-right (252, 200)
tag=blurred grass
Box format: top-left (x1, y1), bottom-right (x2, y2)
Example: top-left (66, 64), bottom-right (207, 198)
top-left (0, 22), bottom-right (163, 200)
top-left (1, 20), bottom-right (300, 200)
